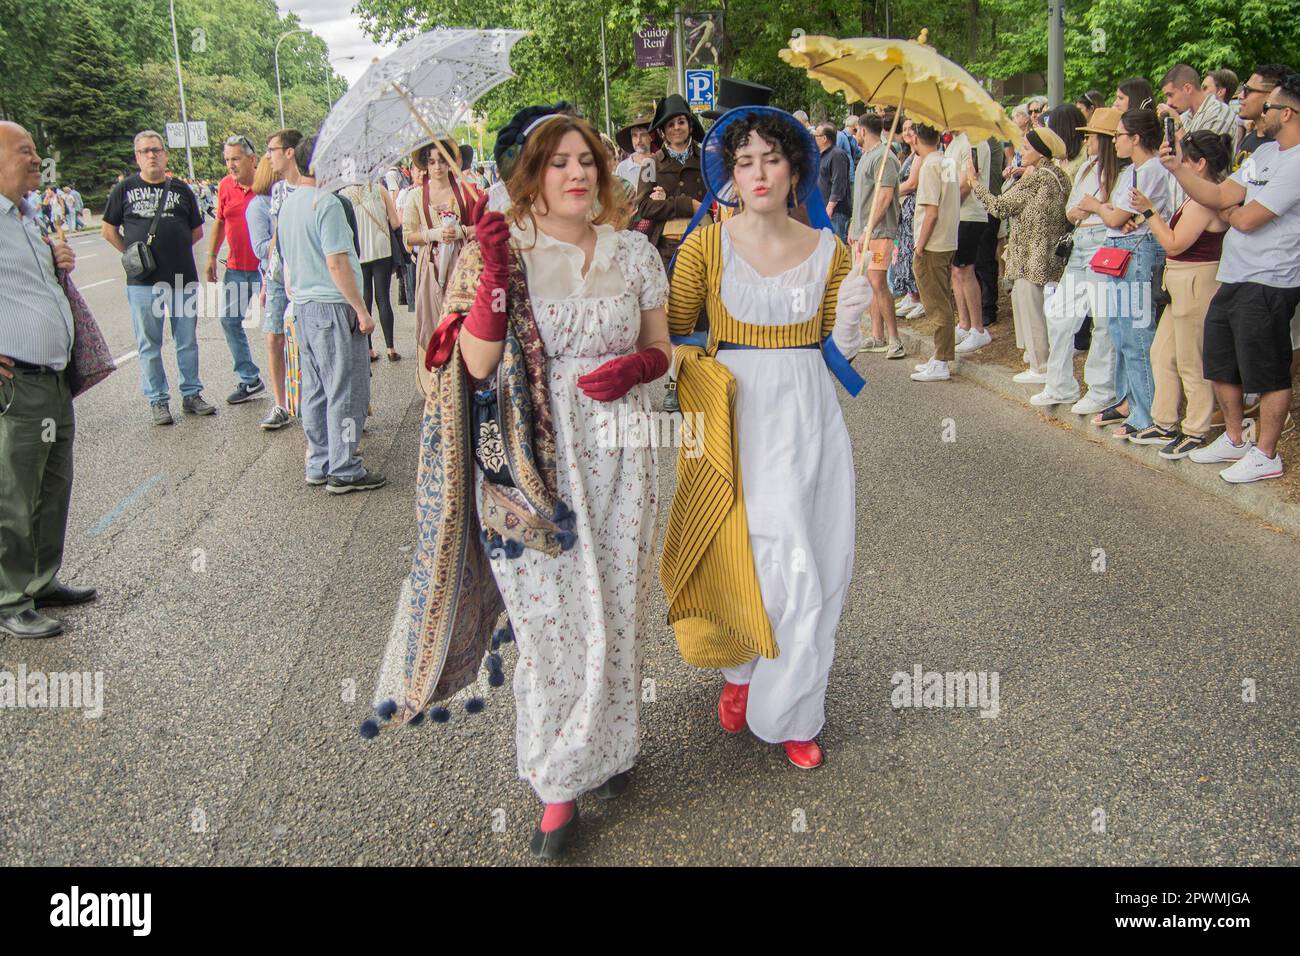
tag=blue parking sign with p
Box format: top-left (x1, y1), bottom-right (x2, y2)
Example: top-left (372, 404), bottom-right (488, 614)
top-left (686, 69), bottom-right (714, 112)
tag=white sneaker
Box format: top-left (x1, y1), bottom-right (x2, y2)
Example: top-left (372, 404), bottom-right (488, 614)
top-left (895, 294), bottom-right (917, 317)
top-left (955, 328), bottom-right (992, 354)
top-left (954, 325), bottom-right (969, 344)
top-left (914, 357), bottom-right (935, 372)
top-left (1219, 445), bottom-right (1283, 483)
top-left (910, 359), bottom-right (950, 382)
top-left (1070, 393), bottom-right (1109, 416)
top-left (1029, 389), bottom-right (1079, 407)
top-left (905, 303), bottom-right (927, 319)
top-left (1011, 368), bottom-right (1047, 384)
top-left (859, 335), bottom-right (889, 353)
top-left (1188, 426), bottom-right (1252, 464)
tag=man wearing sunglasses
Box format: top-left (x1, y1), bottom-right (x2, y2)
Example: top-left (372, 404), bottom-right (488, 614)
top-left (1161, 74), bottom-right (1300, 483)
top-left (206, 134), bottom-right (266, 407)
top-left (1233, 64), bottom-right (1297, 170)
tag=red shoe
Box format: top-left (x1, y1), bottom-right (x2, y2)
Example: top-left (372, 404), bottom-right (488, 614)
top-left (783, 740), bottom-right (824, 769)
top-left (718, 682), bottom-right (749, 733)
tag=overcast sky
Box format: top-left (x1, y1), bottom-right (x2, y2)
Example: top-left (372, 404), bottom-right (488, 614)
top-left (280, 0), bottom-right (401, 84)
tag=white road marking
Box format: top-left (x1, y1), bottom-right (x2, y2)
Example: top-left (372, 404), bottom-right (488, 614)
top-left (78, 278), bottom-right (117, 290)
top-left (114, 350), bottom-right (138, 365)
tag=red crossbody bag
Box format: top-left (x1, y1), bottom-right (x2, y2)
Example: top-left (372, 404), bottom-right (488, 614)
top-left (1089, 167), bottom-right (1141, 277)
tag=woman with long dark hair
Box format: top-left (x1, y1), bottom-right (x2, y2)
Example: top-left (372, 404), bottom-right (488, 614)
top-left (1081, 109), bottom-right (1172, 439)
top-left (1125, 131), bottom-right (1232, 456)
top-left (1047, 104), bottom-right (1088, 180)
top-left (1114, 77), bottom-right (1156, 112)
top-left (662, 107), bottom-right (867, 772)
top-left (891, 117), bottom-right (924, 317)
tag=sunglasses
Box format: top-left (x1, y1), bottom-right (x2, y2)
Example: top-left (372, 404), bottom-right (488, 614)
top-left (225, 135), bottom-right (256, 152)
top-left (1240, 85), bottom-right (1276, 97)
top-left (1261, 102), bottom-right (1294, 113)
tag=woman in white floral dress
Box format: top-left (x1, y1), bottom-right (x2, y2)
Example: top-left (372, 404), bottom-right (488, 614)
top-left (457, 114), bottom-right (671, 858)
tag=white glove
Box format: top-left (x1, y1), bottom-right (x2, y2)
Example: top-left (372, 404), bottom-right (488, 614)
top-left (422, 227), bottom-right (441, 243)
top-left (832, 271), bottom-right (873, 359)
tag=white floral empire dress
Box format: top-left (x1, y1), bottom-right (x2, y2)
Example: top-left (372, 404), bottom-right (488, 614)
top-left (478, 220), bottom-right (668, 803)
top-left (716, 228), bottom-right (857, 743)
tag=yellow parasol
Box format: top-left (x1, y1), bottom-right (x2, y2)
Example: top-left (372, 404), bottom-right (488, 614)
top-left (779, 30), bottom-right (1022, 145)
top-left (781, 30), bottom-right (1022, 272)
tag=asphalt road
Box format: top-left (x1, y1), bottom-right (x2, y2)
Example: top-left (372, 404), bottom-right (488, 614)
top-left (2, 231), bottom-right (1297, 865)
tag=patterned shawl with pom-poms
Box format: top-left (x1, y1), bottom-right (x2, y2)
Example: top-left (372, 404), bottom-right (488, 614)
top-left (365, 240), bottom-right (577, 737)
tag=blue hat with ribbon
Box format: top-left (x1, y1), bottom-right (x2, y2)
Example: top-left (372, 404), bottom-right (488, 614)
top-left (701, 105), bottom-right (825, 212)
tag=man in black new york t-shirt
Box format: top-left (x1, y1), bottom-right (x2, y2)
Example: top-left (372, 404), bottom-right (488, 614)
top-left (101, 129), bottom-right (216, 424)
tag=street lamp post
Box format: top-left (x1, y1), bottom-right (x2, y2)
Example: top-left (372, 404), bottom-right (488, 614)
top-left (325, 56), bottom-right (358, 111)
top-left (168, 0), bottom-right (195, 179)
top-left (275, 28), bottom-right (309, 129)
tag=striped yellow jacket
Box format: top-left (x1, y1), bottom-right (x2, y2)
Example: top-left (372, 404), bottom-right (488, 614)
top-left (660, 222), bottom-right (851, 668)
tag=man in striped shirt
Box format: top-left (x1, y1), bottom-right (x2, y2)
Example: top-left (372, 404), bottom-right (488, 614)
top-left (1160, 63), bottom-right (1238, 139)
top-left (0, 122), bottom-right (97, 640)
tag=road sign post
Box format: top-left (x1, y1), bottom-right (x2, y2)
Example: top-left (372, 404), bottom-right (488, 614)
top-left (686, 69), bottom-right (715, 113)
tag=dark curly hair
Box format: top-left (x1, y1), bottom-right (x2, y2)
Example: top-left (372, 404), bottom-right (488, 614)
top-left (721, 113), bottom-right (811, 204)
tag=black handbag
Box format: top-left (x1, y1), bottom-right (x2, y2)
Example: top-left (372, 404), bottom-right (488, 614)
top-left (120, 178), bottom-right (172, 281)
top-left (1151, 257), bottom-right (1171, 320)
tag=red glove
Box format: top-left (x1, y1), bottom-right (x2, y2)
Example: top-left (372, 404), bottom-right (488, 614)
top-left (576, 348), bottom-right (670, 403)
top-left (462, 194), bottom-right (512, 342)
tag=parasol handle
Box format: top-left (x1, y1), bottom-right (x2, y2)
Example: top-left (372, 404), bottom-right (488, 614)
top-left (857, 83), bottom-right (907, 276)
top-left (389, 81), bottom-right (481, 202)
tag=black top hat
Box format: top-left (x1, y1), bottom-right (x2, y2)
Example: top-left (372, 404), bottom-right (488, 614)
top-left (650, 94), bottom-right (705, 144)
top-left (702, 77), bottom-right (773, 120)
top-left (616, 110), bottom-right (655, 153)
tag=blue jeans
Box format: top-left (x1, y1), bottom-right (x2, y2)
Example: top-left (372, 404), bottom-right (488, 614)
top-left (296, 301), bottom-right (371, 481)
top-left (830, 210), bottom-right (850, 243)
top-left (1100, 234), bottom-right (1164, 429)
top-left (126, 283), bottom-right (202, 404)
top-left (219, 268), bottom-right (262, 386)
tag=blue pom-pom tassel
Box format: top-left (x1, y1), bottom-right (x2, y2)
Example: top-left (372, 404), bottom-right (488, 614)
top-left (408, 710), bottom-right (425, 727)
top-left (503, 537), bottom-right (524, 559)
top-left (552, 501), bottom-right (572, 524)
top-left (488, 652), bottom-right (503, 669)
top-left (488, 669), bottom-right (505, 687)
top-left (377, 699), bottom-right (398, 720)
top-left (359, 719), bottom-right (380, 739)
top-left (465, 697), bottom-right (485, 714)
top-left (430, 707), bottom-right (451, 723)
top-left (492, 623), bottom-right (515, 649)
top-left (556, 530), bottom-right (576, 551)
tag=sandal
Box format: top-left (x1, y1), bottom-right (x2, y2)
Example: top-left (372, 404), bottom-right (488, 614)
top-left (369, 350), bottom-right (380, 363)
top-left (1111, 423), bottom-right (1140, 439)
top-left (387, 350), bottom-right (402, 362)
top-left (1092, 404), bottom-right (1127, 425)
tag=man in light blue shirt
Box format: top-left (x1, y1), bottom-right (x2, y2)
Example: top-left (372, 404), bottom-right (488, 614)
top-left (0, 121), bottom-right (98, 640)
top-left (276, 135), bottom-right (385, 494)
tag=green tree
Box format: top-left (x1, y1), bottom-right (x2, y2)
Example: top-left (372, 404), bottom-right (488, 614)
top-left (39, 0), bottom-right (152, 204)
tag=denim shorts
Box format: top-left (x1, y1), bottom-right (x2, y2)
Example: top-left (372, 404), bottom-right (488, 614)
top-left (262, 277), bottom-right (288, 335)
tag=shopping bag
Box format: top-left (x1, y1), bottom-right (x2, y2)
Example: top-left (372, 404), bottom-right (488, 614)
top-left (284, 303), bottom-right (301, 418)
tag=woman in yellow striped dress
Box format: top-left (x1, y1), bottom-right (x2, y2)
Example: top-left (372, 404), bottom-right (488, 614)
top-left (661, 107), bottom-right (871, 769)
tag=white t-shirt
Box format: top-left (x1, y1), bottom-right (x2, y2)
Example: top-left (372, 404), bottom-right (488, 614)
top-left (1218, 141), bottom-right (1300, 288)
top-left (1107, 157), bottom-right (1172, 238)
top-left (1068, 160), bottom-right (1105, 228)
top-left (949, 133), bottom-right (992, 223)
top-left (615, 156), bottom-right (652, 189)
